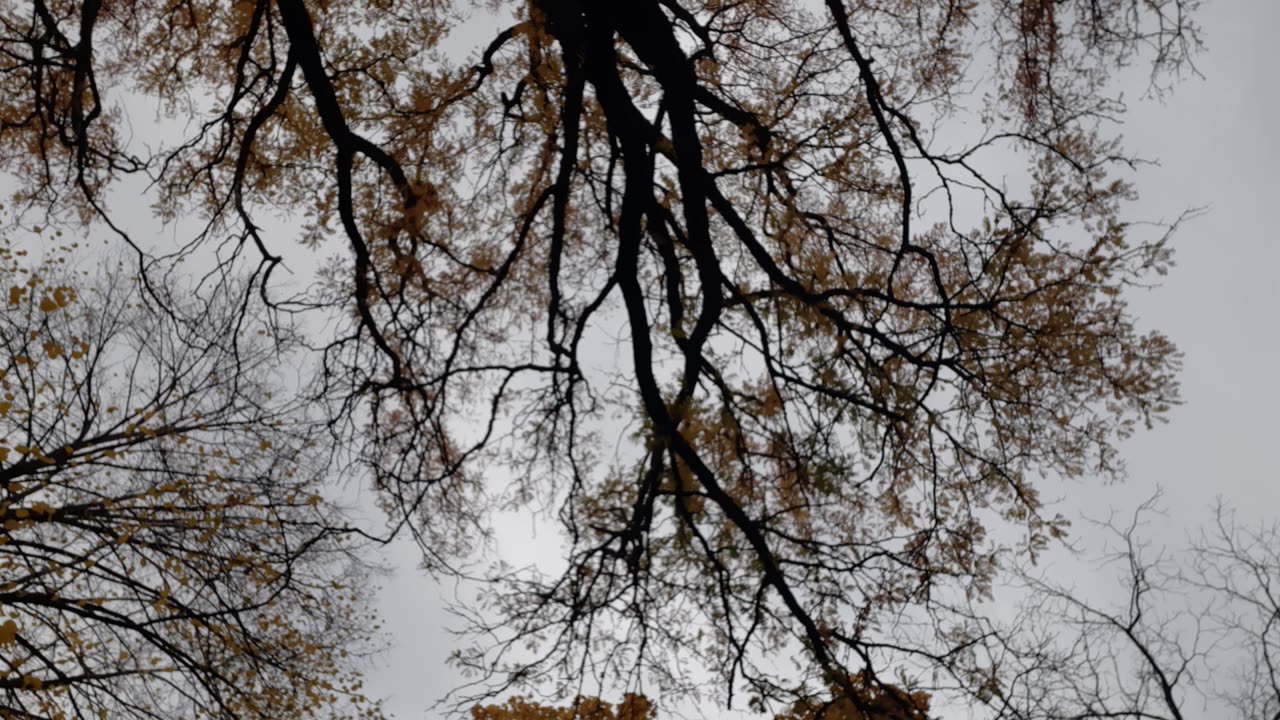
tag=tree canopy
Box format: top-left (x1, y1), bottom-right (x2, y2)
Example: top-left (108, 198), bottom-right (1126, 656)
top-left (469, 676), bottom-right (929, 720)
top-left (0, 0), bottom-right (1199, 715)
top-left (0, 240), bottom-right (383, 720)
top-left (470, 693), bottom-right (656, 720)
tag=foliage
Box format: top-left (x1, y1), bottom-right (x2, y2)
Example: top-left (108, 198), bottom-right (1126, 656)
top-left (470, 678), bottom-right (929, 720)
top-left (0, 240), bottom-right (382, 719)
top-left (0, 0), bottom-right (1198, 713)
top-left (471, 694), bottom-right (655, 720)
top-left (776, 674), bottom-right (930, 720)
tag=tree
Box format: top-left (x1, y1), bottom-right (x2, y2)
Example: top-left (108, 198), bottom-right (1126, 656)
top-left (0, 240), bottom-right (383, 720)
top-left (470, 677), bottom-right (928, 720)
top-left (470, 694), bottom-right (656, 720)
top-left (964, 498), bottom-right (1280, 720)
top-left (775, 674), bottom-right (931, 720)
top-left (0, 0), bottom-right (1198, 713)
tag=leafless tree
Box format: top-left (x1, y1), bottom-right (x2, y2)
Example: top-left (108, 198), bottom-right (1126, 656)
top-left (953, 495), bottom-right (1278, 720)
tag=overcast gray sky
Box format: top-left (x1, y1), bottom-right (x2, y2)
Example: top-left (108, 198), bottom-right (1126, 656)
top-left (2, 1), bottom-right (1268, 717)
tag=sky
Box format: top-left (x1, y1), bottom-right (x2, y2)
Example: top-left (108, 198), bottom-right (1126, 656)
top-left (361, 2), bottom-right (1280, 718)
top-left (2, 1), bottom-right (1275, 718)
top-left (1050, 0), bottom-right (1280, 558)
